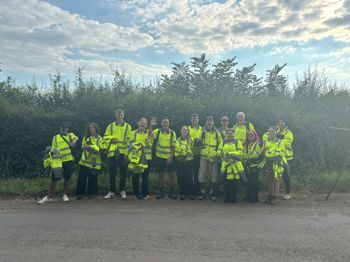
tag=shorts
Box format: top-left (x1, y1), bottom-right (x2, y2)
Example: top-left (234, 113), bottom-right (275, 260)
top-left (153, 157), bottom-right (175, 173)
top-left (198, 158), bottom-right (218, 183)
top-left (52, 161), bottom-right (74, 181)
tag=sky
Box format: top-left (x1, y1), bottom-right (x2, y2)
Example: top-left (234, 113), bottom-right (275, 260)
top-left (0, 0), bottom-right (349, 87)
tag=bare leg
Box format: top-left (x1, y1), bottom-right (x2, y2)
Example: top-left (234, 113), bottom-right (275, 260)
top-left (48, 181), bottom-right (57, 198)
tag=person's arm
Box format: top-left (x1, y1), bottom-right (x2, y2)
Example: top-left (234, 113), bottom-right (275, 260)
top-left (249, 122), bottom-right (255, 132)
top-left (69, 132), bottom-right (78, 146)
top-left (51, 135), bottom-right (57, 148)
top-left (283, 130), bottom-right (294, 148)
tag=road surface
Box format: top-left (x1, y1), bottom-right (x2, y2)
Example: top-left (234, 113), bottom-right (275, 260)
top-left (1, 194), bottom-right (350, 262)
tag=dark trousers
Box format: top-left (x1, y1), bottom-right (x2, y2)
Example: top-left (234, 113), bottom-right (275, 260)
top-left (247, 168), bottom-right (259, 202)
top-left (192, 155), bottom-right (200, 194)
top-left (108, 155), bottom-right (127, 193)
top-left (224, 179), bottom-right (238, 203)
top-left (283, 162), bottom-right (291, 194)
top-left (177, 160), bottom-right (193, 196)
top-left (76, 165), bottom-right (98, 196)
top-left (132, 161), bottom-right (151, 197)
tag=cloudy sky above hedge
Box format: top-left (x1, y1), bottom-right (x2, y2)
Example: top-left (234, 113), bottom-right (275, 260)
top-left (0, 0), bottom-right (349, 86)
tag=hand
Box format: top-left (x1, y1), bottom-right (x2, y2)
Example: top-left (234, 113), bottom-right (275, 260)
top-left (83, 144), bottom-right (91, 150)
top-left (70, 141), bottom-right (77, 147)
top-left (111, 138), bottom-right (118, 144)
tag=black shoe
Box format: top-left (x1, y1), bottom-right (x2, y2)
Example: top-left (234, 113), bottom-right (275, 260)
top-left (180, 194), bottom-right (186, 200)
top-left (156, 191), bottom-right (163, 199)
top-left (198, 193), bottom-right (205, 200)
top-left (265, 195), bottom-right (273, 204)
top-left (169, 191), bottom-right (178, 199)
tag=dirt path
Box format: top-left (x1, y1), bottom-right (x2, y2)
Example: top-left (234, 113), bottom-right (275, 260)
top-left (1, 194), bottom-right (350, 262)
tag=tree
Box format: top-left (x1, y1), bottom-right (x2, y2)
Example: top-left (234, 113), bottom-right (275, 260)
top-left (265, 63), bottom-right (289, 97)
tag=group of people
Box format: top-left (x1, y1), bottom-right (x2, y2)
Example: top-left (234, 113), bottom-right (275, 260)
top-left (38, 109), bottom-right (294, 205)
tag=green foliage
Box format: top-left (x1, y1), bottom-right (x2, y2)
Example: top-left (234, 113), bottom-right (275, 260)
top-left (0, 54), bottom-right (349, 182)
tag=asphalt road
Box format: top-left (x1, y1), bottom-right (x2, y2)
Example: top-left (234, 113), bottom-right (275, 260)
top-left (1, 194), bottom-right (350, 262)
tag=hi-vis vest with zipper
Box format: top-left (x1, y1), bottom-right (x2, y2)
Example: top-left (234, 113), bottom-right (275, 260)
top-left (188, 126), bottom-right (202, 155)
top-left (244, 141), bottom-right (263, 168)
top-left (219, 139), bottom-right (244, 180)
top-left (103, 122), bottom-right (131, 157)
top-left (51, 133), bottom-right (78, 162)
top-left (200, 129), bottom-right (223, 162)
top-left (276, 127), bottom-right (294, 161)
top-left (175, 137), bottom-right (194, 161)
top-left (128, 129), bottom-right (152, 161)
top-left (259, 139), bottom-right (286, 178)
top-left (152, 129), bottom-right (177, 159)
top-left (232, 122), bottom-right (255, 145)
top-left (79, 136), bottom-right (103, 170)
top-left (128, 142), bottom-right (148, 174)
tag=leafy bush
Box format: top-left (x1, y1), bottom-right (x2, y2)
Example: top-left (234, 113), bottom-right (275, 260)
top-left (0, 54), bottom-right (349, 181)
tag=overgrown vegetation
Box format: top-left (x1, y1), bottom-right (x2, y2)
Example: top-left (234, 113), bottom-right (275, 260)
top-left (1, 54), bottom-right (349, 192)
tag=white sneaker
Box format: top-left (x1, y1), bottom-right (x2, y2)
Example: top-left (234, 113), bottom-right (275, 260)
top-left (143, 195), bottom-right (149, 200)
top-left (104, 191), bottom-right (115, 199)
top-left (120, 190), bottom-right (127, 199)
top-left (282, 193), bottom-right (291, 200)
top-left (37, 196), bottom-right (53, 204)
top-left (62, 194), bottom-right (70, 202)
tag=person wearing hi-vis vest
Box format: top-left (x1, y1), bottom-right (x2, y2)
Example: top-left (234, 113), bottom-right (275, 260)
top-left (152, 116), bottom-right (177, 199)
top-left (276, 119), bottom-right (294, 200)
top-left (188, 113), bottom-right (202, 196)
top-left (175, 125), bottom-right (194, 200)
top-left (232, 112), bottom-right (256, 145)
top-left (219, 129), bottom-right (244, 203)
top-left (198, 116), bottom-right (223, 201)
top-left (245, 130), bottom-right (263, 203)
top-left (127, 118), bottom-right (152, 200)
top-left (76, 122), bottom-right (103, 200)
top-left (103, 109), bottom-right (132, 199)
top-left (259, 127), bottom-right (286, 205)
top-left (38, 123), bottom-right (78, 204)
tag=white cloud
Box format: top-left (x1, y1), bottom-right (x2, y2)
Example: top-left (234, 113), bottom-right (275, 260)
top-left (111, 0), bottom-right (350, 54)
top-left (0, 0), bottom-right (165, 78)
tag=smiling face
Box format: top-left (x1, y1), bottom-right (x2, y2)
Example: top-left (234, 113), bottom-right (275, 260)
top-left (191, 115), bottom-right (199, 126)
top-left (247, 131), bottom-right (256, 142)
top-left (138, 118), bottom-right (147, 130)
top-left (226, 130), bottom-right (234, 141)
top-left (89, 124), bottom-right (97, 136)
top-left (162, 118), bottom-right (169, 130)
top-left (206, 118), bottom-right (214, 130)
top-left (237, 112), bottom-right (245, 124)
top-left (181, 126), bottom-right (189, 138)
top-left (268, 127), bottom-right (277, 140)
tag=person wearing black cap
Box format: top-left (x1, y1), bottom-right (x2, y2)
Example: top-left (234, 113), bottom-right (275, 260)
top-left (38, 123), bottom-right (78, 204)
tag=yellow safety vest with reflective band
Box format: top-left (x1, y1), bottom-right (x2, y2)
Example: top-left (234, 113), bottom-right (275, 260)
top-left (245, 141), bottom-right (263, 168)
top-left (128, 143), bottom-right (148, 174)
top-left (219, 140), bottom-right (244, 180)
top-left (188, 126), bottom-right (202, 155)
top-left (200, 129), bottom-right (223, 162)
top-left (103, 122), bottom-right (131, 157)
top-left (51, 133), bottom-right (78, 162)
top-left (276, 127), bottom-right (294, 161)
top-left (232, 122), bottom-right (255, 145)
top-left (44, 147), bottom-right (63, 178)
top-left (153, 129), bottom-right (176, 159)
top-left (175, 137), bottom-right (194, 161)
top-left (128, 129), bottom-right (152, 161)
top-left (259, 139), bottom-right (286, 178)
top-left (79, 136), bottom-right (103, 170)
